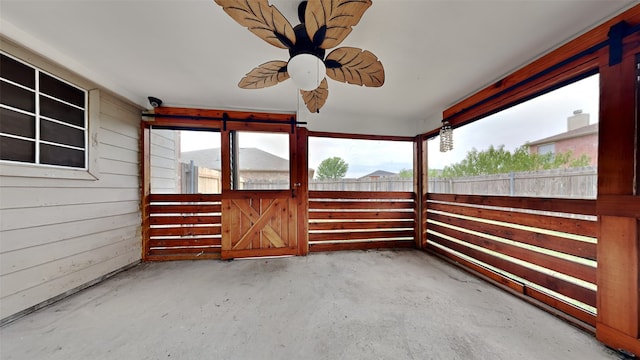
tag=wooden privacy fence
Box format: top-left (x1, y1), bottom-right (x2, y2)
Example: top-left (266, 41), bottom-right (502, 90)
top-left (309, 191), bottom-right (417, 252)
top-left (428, 167), bottom-right (597, 198)
top-left (145, 194), bottom-right (222, 261)
top-left (425, 193), bottom-right (597, 326)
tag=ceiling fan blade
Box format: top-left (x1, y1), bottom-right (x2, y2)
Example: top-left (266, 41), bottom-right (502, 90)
top-left (214, 0), bottom-right (296, 49)
top-left (238, 61), bottom-right (290, 89)
top-left (300, 78), bottom-right (329, 113)
top-left (305, 0), bottom-right (371, 49)
top-left (325, 47), bottom-right (384, 87)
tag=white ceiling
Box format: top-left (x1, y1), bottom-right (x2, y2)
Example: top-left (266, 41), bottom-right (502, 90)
top-left (0, 0), bottom-right (636, 136)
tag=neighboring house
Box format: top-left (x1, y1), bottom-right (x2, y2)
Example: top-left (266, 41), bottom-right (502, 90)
top-left (182, 147), bottom-right (290, 182)
top-left (359, 170), bottom-right (397, 180)
top-left (528, 110), bottom-right (598, 166)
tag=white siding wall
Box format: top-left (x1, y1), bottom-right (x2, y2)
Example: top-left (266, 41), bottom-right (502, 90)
top-left (0, 39), bottom-right (142, 321)
top-left (150, 129), bottom-right (180, 194)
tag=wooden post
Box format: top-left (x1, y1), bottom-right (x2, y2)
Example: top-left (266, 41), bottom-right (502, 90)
top-left (140, 123), bottom-right (151, 261)
top-left (596, 31), bottom-right (640, 355)
top-left (296, 127), bottom-right (310, 255)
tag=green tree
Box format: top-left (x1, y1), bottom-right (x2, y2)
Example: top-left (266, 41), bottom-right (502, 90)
top-left (316, 157), bottom-right (349, 180)
top-left (440, 144), bottom-right (591, 178)
top-left (398, 168), bottom-right (413, 179)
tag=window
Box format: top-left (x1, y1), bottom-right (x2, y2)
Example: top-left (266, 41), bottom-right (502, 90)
top-left (230, 131), bottom-right (290, 190)
top-left (0, 52), bottom-right (87, 169)
top-left (309, 136), bottom-right (414, 191)
top-left (537, 143), bottom-right (555, 155)
top-left (428, 74), bottom-right (599, 199)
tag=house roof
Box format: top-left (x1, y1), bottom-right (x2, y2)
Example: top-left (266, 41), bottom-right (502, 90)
top-left (360, 170), bottom-right (397, 179)
top-left (182, 148), bottom-right (288, 172)
top-left (0, 1), bottom-right (634, 136)
top-left (528, 123), bottom-right (599, 146)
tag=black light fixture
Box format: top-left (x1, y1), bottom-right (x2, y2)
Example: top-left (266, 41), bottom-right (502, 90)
top-left (148, 96), bottom-right (163, 108)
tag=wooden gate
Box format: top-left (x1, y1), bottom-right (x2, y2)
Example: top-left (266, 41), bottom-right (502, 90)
top-left (221, 190), bottom-right (298, 259)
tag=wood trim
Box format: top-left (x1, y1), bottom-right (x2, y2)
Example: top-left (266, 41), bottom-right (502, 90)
top-left (309, 220), bottom-right (415, 231)
top-left (148, 193), bottom-right (222, 202)
top-left (597, 195), bottom-right (640, 217)
top-left (141, 124), bottom-right (150, 261)
top-left (428, 193), bottom-right (596, 216)
top-left (443, 6), bottom-right (640, 124)
top-left (222, 190), bottom-right (291, 199)
top-left (309, 230), bottom-right (414, 241)
top-left (308, 130), bottom-right (414, 142)
top-left (309, 240), bottom-right (414, 252)
top-left (428, 233), bottom-right (596, 307)
top-left (310, 191), bottom-right (414, 199)
top-left (428, 221), bottom-right (596, 283)
top-left (296, 127), bottom-right (310, 256)
top-left (426, 246), bottom-right (596, 328)
top-left (428, 210), bottom-right (596, 260)
top-left (427, 201), bottom-right (596, 239)
top-left (414, 136), bottom-right (424, 249)
top-left (596, 322), bottom-right (640, 356)
top-left (309, 200), bottom-right (415, 210)
top-left (309, 211), bottom-right (415, 220)
top-left (222, 247), bottom-right (298, 259)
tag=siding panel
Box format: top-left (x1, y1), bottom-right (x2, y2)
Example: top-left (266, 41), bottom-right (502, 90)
top-left (0, 41), bottom-right (143, 321)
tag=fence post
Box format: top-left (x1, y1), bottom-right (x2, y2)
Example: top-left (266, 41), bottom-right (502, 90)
top-left (509, 172), bottom-right (515, 196)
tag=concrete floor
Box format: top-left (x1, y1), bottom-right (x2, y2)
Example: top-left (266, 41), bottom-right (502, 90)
top-left (0, 250), bottom-right (618, 360)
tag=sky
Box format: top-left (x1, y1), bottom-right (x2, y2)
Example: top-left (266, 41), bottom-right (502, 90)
top-left (180, 74), bottom-right (599, 177)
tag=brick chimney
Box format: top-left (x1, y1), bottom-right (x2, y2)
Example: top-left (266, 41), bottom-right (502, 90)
top-left (567, 109), bottom-right (590, 131)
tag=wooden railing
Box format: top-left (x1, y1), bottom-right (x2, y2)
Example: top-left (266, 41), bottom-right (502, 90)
top-left (425, 193), bottom-right (597, 326)
top-left (145, 194), bottom-right (222, 261)
top-left (309, 191), bottom-right (417, 252)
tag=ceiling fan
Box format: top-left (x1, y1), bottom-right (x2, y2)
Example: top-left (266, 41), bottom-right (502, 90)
top-left (214, 0), bottom-right (385, 113)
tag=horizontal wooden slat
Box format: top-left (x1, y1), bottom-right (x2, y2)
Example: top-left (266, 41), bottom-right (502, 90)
top-left (309, 211), bottom-right (415, 220)
top-left (428, 211), bottom-right (596, 260)
top-left (310, 240), bottom-right (415, 252)
top-left (149, 215), bottom-right (221, 225)
top-left (428, 222), bottom-right (595, 284)
top-left (222, 190), bottom-right (291, 199)
top-left (149, 193), bottom-right (221, 202)
top-left (310, 191), bottom-right (414, 200)
top-left (427, 234), bottom-right (596, 307)
top-left (222, 247), bottom-right (297, 259)
top-left (145, 253), bottom-right (221, 261)
top-left (427, 201), bottom-right (596, 238)
top-left (309, 200), bottom-right (415, 210)
top-left (149, 238), bottom-right (221, 247)
top-left (149, 204), bottom-right (221, 214)
top-left (310, 230), bottom-right (414, 242)
top-left (149, 226), bottom-right (221, 237)
top-left (309, 220), bottom-right (415, 231)
top-left (148, 247), bottom-right (221, 255)
top-left (525, 287), bottom-right (596, 326)
top-left (428, 193), bottom-right (596, 216)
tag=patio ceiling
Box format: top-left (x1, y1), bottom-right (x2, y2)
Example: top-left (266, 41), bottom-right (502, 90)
top-left (0, 0), bottom-right (635, 136)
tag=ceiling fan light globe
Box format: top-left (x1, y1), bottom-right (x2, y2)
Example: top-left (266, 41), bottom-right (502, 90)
top-left (287, 54), bottom-right (326, 91)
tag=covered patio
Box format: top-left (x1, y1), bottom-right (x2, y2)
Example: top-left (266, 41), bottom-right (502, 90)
top-left (0, 250), bottom-right (617, 360)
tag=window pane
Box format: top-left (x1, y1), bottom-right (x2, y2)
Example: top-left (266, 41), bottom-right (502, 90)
top-left (428, 74), bottom-right (599, 199)
top-left (40, 119), bottom-right (85, 148)
top-left (39, 96), bottom-right (84, 127)
top-left (0, 135), bottom-right (35, 163)
top-left (150, 128), bottom-right (222, 194)
top-left (309, 137), bottom-right (413, 191)
top-left (233, 131), bottom-right (289, 190)
top-left (40, 143), bottom-right (85, 168)
top-left (0, 108), bottom-right (35, 138)
top-left (0, 54), bottom-right (35, 89)
top-left (39, 73), bottom-right (85, 108)
top-left (0, 81), bottom-right (35, 113)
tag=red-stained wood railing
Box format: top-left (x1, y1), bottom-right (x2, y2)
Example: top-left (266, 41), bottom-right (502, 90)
top-left (309, 191), bottom-right (417, 252)
top-left (145, 193), bottom-right (222, 261)
top-left (426, 193), bottom-right (597, 326)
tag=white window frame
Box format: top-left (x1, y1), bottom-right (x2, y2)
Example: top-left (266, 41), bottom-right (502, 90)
top-left (0, 50), bottom-right (100, 180)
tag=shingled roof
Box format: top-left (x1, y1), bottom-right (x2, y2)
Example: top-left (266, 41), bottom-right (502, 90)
top-left (181, 148), bottom-right (288, 171)
top-left (528, 123), bottom-right (598, 146)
